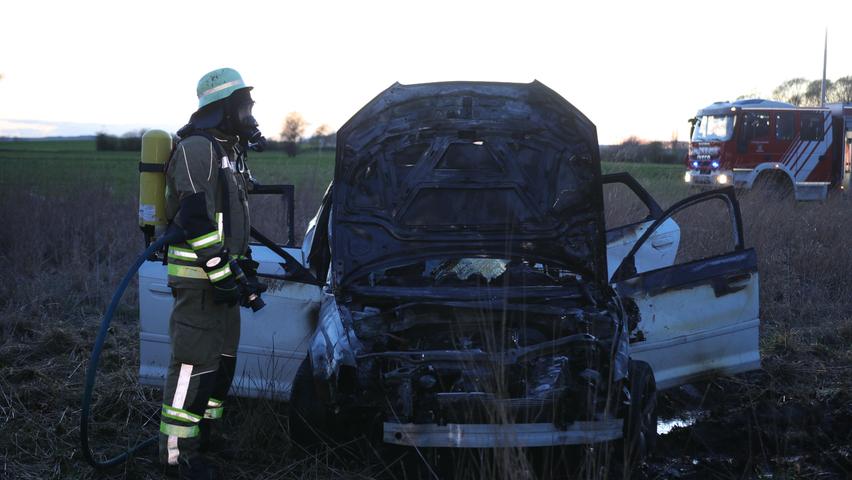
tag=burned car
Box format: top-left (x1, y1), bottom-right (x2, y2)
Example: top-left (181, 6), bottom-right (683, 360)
top-left (139, 81), bottom-right (760, 464)
top-left (289, 81), bottom-right (761, 456)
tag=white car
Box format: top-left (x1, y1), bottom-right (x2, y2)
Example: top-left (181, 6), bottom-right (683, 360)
top-left (138, 174), bottom-right (691, 397)
top-left (138, 82), bottom-right (759, 459)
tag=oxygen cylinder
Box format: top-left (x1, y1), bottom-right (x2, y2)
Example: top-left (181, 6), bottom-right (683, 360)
top-left (139, 130), bottom-right (172, 244)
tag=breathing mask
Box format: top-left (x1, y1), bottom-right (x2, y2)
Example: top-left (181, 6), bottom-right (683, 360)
top-left (226, 89), bottom-right (267, 152)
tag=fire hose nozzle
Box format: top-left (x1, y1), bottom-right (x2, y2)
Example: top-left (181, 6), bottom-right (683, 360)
top-left (228, 259), bottom-right (266, 312)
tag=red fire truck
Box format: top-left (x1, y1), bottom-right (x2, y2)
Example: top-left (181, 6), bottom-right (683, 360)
top-left (685, 99), bottom-right (852, 200)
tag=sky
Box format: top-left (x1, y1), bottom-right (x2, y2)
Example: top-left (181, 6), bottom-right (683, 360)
top-left (1, 0), bottom-right (851, 144)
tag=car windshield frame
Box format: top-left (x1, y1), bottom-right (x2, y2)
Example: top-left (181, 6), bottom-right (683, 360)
top-left (691, 114), bottom-right (735, 142)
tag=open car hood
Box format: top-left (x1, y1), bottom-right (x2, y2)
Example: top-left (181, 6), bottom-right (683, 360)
top-left (332, 81), bottom-right (606, 288)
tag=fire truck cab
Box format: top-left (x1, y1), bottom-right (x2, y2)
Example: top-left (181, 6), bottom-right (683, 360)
top-left (685, 99), bottom-right (852, 200)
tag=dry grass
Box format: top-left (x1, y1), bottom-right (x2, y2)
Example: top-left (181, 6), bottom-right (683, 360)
top-left (0, 185), bottom-right (335, 480)
top-left (639, 190), bottom-right (852, 479)
top-left (1, 173), bottom-right (851, 479)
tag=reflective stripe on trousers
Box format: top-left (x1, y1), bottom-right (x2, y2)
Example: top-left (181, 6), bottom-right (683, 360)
top-left (165, 364), bottom-right (195, 465)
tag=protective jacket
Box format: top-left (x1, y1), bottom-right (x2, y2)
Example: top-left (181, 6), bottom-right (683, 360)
top-left (164, 130), bottom-right (252, 288)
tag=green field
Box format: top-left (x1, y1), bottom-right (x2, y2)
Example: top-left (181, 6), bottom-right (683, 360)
top-left (0, 139), bottom-right (688, 205)
top-left (0, 140), bottom-right (335, 197)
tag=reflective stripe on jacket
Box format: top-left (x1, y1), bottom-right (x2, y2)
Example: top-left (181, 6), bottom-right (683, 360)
top-left (165, 132), bottom-right (251, 288)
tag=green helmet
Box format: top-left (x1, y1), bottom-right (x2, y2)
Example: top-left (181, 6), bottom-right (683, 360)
top-left (196, 68), bottom-right (252, 109)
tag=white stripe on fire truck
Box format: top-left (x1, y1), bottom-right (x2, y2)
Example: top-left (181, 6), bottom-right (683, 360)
top-left (794, 113), bottom-right (834, 180)
top-left (787, 139), bottom-right (812, 172)
top-left (778, 135), bottom-right (800, 166)
top-left (784, 136), bottom-right (807, 168)
top-left (790, 141), bottom-right (818, 175)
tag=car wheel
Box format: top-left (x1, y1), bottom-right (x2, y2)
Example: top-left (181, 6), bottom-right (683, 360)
top-left (622, 360), bottom-right (657, 471)
top-left (288, 355), bottom-right (329, 449)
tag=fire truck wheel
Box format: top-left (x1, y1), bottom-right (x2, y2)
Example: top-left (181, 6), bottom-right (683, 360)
top-left (752, 172), bottom-right (793, 200)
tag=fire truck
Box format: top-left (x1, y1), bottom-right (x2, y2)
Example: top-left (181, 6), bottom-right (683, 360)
top-left (685, 99), bottom-right (852, 200)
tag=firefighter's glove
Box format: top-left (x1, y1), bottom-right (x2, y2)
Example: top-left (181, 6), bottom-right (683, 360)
top-left (212, 278), bottom-right (241, 307)
top-left (202, 249), bottom-right (241, 307)
top-left (239, 276), bottom-right (268, 310)
top-left (237, 257), bottom-right (260, 278)
top-left (227, 257), bottom-right (266, 312)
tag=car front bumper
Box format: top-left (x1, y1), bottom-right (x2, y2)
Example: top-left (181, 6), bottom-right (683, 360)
top-left (383, 419), bottom-right (624, 448)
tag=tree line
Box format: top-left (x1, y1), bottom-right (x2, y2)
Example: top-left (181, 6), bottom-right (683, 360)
top-left (95, 130), bottom-right (147, 151)
top-left (94, 112), bottom-right (337, 154)
top-left (767, 76), bottom-right (852, 106)
top-left (278, 112), bottom-right (336, 157)
top-left (601, 136), bottom-right (688, 165)
top-left (88, 75), bottom-right (852, 161)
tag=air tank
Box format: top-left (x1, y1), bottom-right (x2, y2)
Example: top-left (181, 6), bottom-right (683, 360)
top-left (139, 129), bottom-right (172, 243)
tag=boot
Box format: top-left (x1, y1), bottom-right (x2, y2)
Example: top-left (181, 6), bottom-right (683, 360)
top-left (163, 455), bottom-right (220, 480)
top-left (181, 455), bottom-right (220, 480)
top-left (199, 418), bottom-right (238, 460)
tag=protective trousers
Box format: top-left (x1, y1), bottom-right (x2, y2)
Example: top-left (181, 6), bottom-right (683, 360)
top-left (159, 288), bottom-right (240, 467)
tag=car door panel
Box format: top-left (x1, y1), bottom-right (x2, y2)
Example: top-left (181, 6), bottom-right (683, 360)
top-left (618, 250), bottom-right (759, 390)
top-left (602, 173), bottom-right (680, 280)
top-left (607, 219), bottom-right (680, 281)
top-left (138, 246), bottom-right (322, 399)
top-left (611, 187), bottom-right (760, 390)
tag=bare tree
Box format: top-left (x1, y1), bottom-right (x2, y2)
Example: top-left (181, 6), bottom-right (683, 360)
top-left (312, 123), bottom-right (332, 153)
top-left (280, 112), bottom-right (307, 143)
top-left (772, 78), bottom-right (809, 106)
top-left (314, 124), bottom-right (330, 138)
top-left (614, 136), bottom-right (643, 163)
top-left (804, 79), bottom-right (833, 106)
top-left (280, 112), bottom-right (307, 157)
top-left (830, 76), bottom-right (852, 103)
top-left (772, 76), bottom-right (852, 106)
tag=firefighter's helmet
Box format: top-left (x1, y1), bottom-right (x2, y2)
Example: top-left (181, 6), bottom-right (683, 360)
top-left (196, 68), bottom-right (252, 109)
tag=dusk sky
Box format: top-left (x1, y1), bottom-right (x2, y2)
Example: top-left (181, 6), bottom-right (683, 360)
top-left (1, 0), bottom-right (850, 144)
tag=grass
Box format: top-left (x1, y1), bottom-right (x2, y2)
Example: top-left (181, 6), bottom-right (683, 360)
top-left (0, 140), bottom-right (850, 479)
top-left (0, 140), bottom-right (336, 197)
top-left (601, 161), bottom-right (687, 199)
top-left (0, 139), bottom-right (682, 199)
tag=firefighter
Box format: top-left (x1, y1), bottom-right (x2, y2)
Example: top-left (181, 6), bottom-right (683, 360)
top-left (159, 67), bottom-right (267, 479)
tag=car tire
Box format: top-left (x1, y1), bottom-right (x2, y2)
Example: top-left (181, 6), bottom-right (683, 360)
top-left (622, 359), bottom-right (657, 471)
top-left (288, 355), bottom-right (329, 450)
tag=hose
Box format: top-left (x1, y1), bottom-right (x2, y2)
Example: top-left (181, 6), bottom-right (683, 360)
top-left (80, 228), bottom-right (183, 469)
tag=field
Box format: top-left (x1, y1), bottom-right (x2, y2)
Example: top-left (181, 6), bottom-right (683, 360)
top-left (0, 140), bottom-right (850, 479)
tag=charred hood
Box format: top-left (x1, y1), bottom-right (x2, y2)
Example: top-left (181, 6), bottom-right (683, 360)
top-left (333, 81), bottom-right (606, 288)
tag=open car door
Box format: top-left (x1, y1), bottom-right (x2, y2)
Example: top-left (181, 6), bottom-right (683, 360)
top-left (602, 173), bottom-right (680, 280)
top-left (611, 187), bottom-right (760, 390)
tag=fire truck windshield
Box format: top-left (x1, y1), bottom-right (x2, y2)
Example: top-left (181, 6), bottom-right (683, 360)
top-left (691, 114), bottom-right (734, 142)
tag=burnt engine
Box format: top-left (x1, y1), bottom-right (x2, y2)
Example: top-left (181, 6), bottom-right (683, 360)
top-left (346, 301), bottom-right (621, 426)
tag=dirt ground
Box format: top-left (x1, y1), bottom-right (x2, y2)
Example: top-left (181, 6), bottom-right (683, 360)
top-left (1, 178), bottom-right (851, 479)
